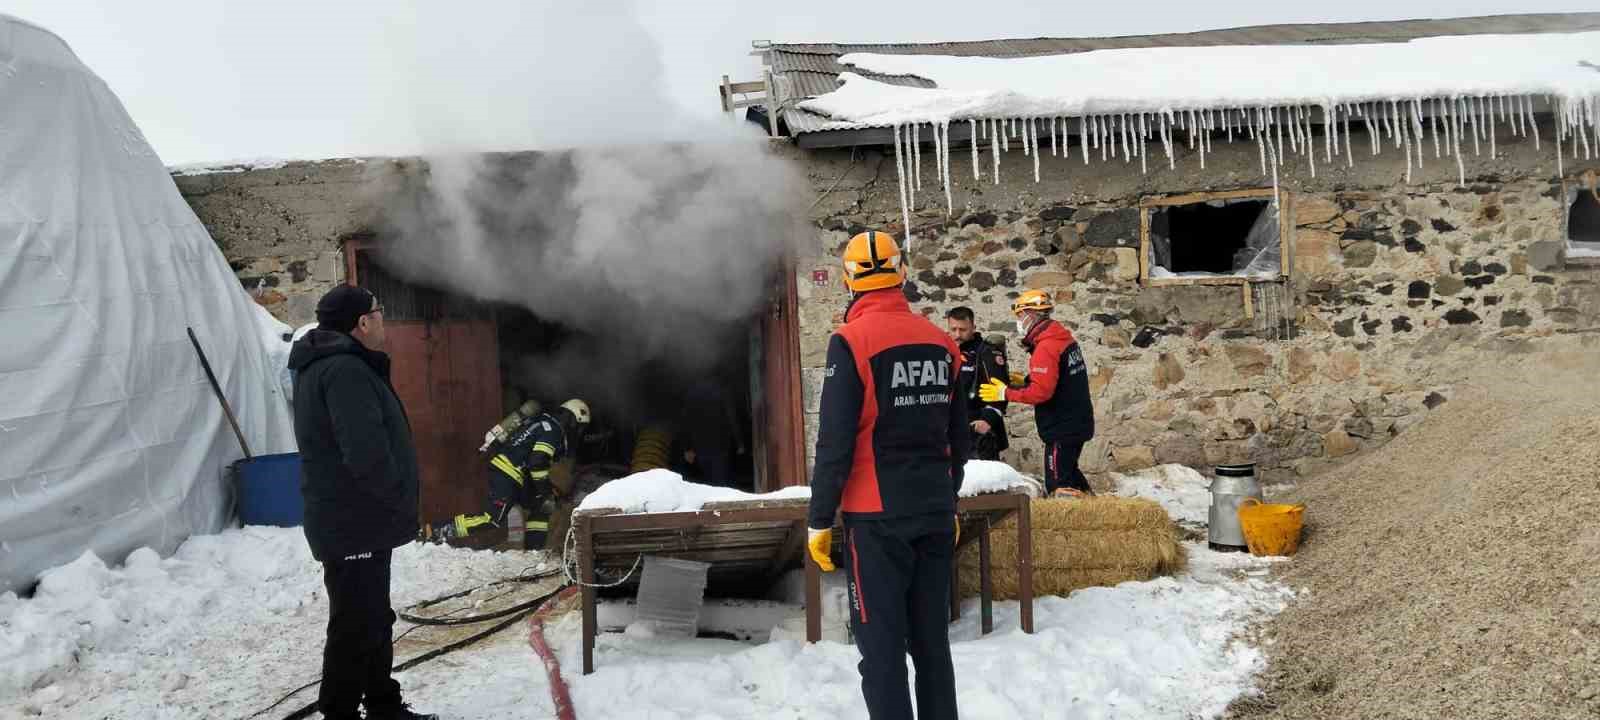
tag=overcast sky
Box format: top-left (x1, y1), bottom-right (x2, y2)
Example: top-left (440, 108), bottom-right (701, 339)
top-left (8, 1), bottom-right (1593, 165)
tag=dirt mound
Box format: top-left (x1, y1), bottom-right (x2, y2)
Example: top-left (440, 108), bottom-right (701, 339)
top-left (1232, 347), bottom-right (1600, 720)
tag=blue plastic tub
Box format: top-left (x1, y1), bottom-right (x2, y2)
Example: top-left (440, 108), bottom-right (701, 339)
top-left (234, 452), bottom-right (304, 527)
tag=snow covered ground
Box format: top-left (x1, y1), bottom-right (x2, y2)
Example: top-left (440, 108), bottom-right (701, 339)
top-left (0, 463), bottom-right (1288, 720)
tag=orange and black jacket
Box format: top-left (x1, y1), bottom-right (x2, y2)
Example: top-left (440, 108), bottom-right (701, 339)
top-left (808, 290), bottom-right (970, 530)
top-left (1010, 318), bottom-right (1095, 443)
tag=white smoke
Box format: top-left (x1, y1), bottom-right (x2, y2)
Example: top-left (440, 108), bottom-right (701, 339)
top-left (359, 1), bottom-right (810, 417)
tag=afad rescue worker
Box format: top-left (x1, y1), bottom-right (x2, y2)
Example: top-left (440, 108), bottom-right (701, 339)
top-left (979, 289), bottom-right (1096, 497)
top-left (944, 306), bottom-right (1009, 461)
top-left (423, 399), bottom-right (591, 550)
top-left (807, 231), bottom-right (969, 720)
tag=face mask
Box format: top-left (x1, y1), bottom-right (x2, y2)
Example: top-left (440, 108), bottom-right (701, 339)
top-left (1015, 318), bottom-right (1030, 334)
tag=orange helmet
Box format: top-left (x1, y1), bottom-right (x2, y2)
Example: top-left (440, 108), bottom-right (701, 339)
top-left (841, 231), bottom-right (904, 293)
top-left (1010, 289), bottom-right (1054, 315)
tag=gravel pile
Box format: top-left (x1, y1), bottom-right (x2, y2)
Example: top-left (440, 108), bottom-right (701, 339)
top-left (1231, 347), bottom-right (1600, 720)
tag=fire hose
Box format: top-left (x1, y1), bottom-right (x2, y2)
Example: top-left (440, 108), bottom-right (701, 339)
top-left (527, 585), bottom-right (582, 720)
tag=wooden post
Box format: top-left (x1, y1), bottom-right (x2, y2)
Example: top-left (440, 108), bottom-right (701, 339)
top-left (804, 544), bottom-right (822, 643)
top-left (978, 517), bottom-right (993, 635)
top-left (579, 514), bottom-right (597, 675)
top-left (1016, 494), bottom-right (1034, 634)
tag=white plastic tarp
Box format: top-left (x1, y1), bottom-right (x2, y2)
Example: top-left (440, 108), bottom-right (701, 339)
top-left (0, 15), bottom-right (296, 594)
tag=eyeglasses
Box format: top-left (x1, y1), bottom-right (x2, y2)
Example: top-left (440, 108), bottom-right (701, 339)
top-left (363, 304), bottom-right (385, 317)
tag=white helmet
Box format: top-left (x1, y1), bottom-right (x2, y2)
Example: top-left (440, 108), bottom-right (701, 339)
top-left (560, 398), bottom-right (591, 425)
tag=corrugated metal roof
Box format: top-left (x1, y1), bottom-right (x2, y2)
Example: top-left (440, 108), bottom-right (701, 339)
top-left (768, 12), bottom-right (1600, 137)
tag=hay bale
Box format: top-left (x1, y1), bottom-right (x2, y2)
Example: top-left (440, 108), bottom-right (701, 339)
top-left (957, 496), bottom-right (1185, 599)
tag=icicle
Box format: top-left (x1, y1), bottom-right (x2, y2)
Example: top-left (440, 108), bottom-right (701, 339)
top-left (1226, 107), bottom-right (1235, 144)
top-left (1265, 130), bottom-right (1281, 208)
top-left (1528, 96), bottom-right (1541, 150)
top-left (970, 120), bottom-right (980, 181)
top-left (1161, 112), bottom-right (1175, 170)
top-left (1343, 104), bottom-right (1354, 168)
top-left (1274, 106), bottom-right (1286, 166)
top-left (934, 120), bottom-right (947, 214)
top-left (1322, 105), bottom-right (1333, 163)
top-left (1001, 118), bottom-right (1010, 153)
top-left (1451, 100), bottom-right (1466, 185)
top-left (1465, 99), bottom-right (1480, 157)
top-left (1031, 120), bottom-right (1042, 182)
top-left (1410, 99), bottom-right (1426, 170)
top-left (912, 123), bottom-right (923, 193)
top-left (1478, 96), bottom-right (1491, 158)
top-left (1285, 105), bottom-right (1299, 154)
top-left (1401, 106), bottom-right (1412, 184)
top-left (990, 119), bottom-right (1001, 185)
top-left (1255, 108), bottom-right (1268, 176)
top-left (1186, 109), bottom-right (1197, 150)
top-left (1080, 117), bottom-right (1089, 165)
top-left (1577, 100), bottom-right (1592, 160)
top-left (1050, 117), bottom-right (1059, 157)
top-left (1099, 115), bottom-right (1109, 162)
top-left (892, 123), bottom-right (911, 246)
top-left (1391, 101), bottom-right (1404, 150)
top-left (1020, 118), bottom-right (1031, 157)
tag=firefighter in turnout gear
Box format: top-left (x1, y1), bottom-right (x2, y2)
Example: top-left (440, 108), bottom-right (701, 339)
top-left (424, 398), bottom-right (591, 550)
top-left (944, 306), bottom-right (1008, 461)
top-left (808, 231), bottom-right (969, 720)
top-left (979, 289), bottom-right (1096, 497)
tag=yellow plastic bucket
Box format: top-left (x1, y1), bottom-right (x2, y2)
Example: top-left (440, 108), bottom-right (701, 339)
top-left (1237, 497), bottom-right (1306, 557)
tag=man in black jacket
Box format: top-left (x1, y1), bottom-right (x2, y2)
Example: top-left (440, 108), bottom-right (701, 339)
top-left (944, 306), bottom-right (1008, 461)
top-left (288, 285), bottom-right (436, 720)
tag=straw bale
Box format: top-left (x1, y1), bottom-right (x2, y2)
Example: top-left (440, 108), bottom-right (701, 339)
top-left (957, 496), bottom-right (1185, 599)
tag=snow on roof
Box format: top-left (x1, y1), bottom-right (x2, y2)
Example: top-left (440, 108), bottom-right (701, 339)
top-left (795, 32), bottom-right (1600, 242)
top-left (800, 32), bottom-right (1600, 125)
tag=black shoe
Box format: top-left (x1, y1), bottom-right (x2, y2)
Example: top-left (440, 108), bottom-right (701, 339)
top-left (367, 702), bottom-right (440, 720)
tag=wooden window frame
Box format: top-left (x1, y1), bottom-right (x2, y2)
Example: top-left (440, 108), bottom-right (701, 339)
top-left (1560, 173), bottom-right (1600, 267)
top-left (1138, 188), bottom-right (1293, 287)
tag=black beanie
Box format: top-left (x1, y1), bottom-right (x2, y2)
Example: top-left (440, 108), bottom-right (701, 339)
top-left (316, 285), bottom-right (376, 333)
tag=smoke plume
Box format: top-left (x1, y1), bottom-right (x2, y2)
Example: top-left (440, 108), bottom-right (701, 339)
top-left (359, 2), bottom-right (810, 420)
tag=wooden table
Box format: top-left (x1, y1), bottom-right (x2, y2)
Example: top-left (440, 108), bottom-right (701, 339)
top-left (573, 491), bottom-right (1033, 674)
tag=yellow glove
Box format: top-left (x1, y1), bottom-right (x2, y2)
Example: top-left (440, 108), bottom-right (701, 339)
top-left (978, 378), bottom-right (1008, 403)
top-left (1008, 371), bottom-right (1026, 387)
top-left (807, 527), bottom-right (835, 572)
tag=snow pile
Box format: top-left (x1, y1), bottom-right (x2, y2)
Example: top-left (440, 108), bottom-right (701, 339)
top-left (555, 541), bottom-right (1292, 719)
top-left (960, 459), bottom-right (1040, 497)
top-left (0, 527), bottom-right (538, 716)
top-left (796, 32), bottom-right (1600, 239)
top-left (576, 470), bottom-right (811, 514)
top-left (167, 157), bottom-right (292, 176)
top-left (1113, 464), bottom-right (1214, 525)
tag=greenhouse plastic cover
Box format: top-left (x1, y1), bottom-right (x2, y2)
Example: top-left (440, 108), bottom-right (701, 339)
top-left (0, 15), bottom-right (296, 593)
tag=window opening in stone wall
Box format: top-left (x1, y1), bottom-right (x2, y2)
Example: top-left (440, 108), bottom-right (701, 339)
top-left (1146, 198), bottom-right (1281, 281)
top-left (1567, 184), bottom-right (1600, 261)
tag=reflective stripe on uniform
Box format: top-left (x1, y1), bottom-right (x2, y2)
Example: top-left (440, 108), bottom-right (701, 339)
top-left (455, 512), bottom-right (495, 536)
top-left (524, 520), bottom-right (549, 530)
top-left (491, 454), bottom-right (524, 484)
top-left (531, 442), bottom-right (557, 456)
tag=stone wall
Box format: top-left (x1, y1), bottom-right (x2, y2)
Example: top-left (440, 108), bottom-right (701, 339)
top-left (789, 123), bottom-right (1600, 484)
top-left (173, 159), bottom-right (373, 326)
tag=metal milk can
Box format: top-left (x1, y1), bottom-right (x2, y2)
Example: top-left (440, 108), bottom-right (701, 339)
top-left (1208, 463), bottom-right (1262, 551)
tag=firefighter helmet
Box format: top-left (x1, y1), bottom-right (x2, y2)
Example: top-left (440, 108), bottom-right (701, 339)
top-left (560, 398), bottom-right (591, 425)
top-left (1010, 289), bottom-right (1054, 315)
top-left (841, 231), bottom-right (904, 293)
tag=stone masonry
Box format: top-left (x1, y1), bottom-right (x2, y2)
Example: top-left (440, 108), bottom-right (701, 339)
top-left (791, 120), bottom-right (1600, 484)
top-left (173, 159), bottom-right (372, 326)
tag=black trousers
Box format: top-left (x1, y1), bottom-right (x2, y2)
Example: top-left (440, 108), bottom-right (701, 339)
top-left (1044, 439), bottom-right (1092, 495)
top-left (843, 512), bottom-right (958, 720)
top-left (319, 548), bottom-right (403, 717)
